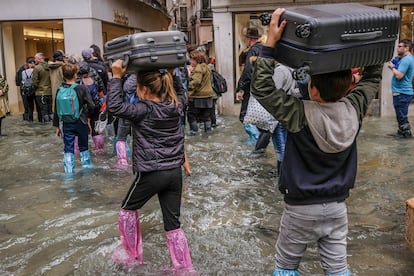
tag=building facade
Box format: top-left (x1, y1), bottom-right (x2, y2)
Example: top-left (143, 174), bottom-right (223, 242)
top-left (1, 0), bottom-right (413, 118)
top-left (0, 0), bottom-right (171, 113)
top-left (211, 0), bottom-right (414, 117)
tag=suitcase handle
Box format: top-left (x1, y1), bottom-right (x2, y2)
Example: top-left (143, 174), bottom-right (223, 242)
top-left (340, 31), bottom-right (383, 41)
top-left (105, 35), bottom-right (131, 49)
top-left (108, 54), bottom-right (130, 69)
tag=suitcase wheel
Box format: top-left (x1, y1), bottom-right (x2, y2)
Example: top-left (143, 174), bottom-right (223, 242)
top-left (295, 24), bottom-right (311, 38)
top-left (259, 12), bottom-right (271, 26)
top-left (292, 66), bottom-right (310, 81)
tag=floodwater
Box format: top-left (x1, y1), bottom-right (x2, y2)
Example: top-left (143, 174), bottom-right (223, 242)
top-left (1, 113), bottom-right (414, 276)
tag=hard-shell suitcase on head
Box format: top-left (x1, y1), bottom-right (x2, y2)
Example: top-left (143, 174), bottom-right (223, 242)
top-left (104, 31), bottom-right (188, 72)
top-left (261, 3), bottom-right (400, 78)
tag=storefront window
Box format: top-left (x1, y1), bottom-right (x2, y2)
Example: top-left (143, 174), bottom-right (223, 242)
top-left (23, 21), bottom-right (64, 60)
top-left (401, 5), bottom-right (414, 43)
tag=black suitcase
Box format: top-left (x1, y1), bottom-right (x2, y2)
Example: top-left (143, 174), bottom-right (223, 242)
top-left (103, 31), bottom-right (188, 72)
top-left (260, 3), bottom-right (400, 78)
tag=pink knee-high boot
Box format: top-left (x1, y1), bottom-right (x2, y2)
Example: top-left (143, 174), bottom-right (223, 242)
top-left (112, 209), bottom-right (143, 265)
top-left (74, 136), bottom-right (80, 156)
top-left (166, 228), bottom-right (193, 271)
top-left (112, 140), bottom-right (129, 169)
top-left (92, 134), bottom-right (105, 154)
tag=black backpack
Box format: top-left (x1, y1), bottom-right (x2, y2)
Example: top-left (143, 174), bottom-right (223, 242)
top-left (211, 70), bottom-right (228, 95)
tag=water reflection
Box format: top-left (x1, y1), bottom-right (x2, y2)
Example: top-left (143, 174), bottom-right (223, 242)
top-left (1, 114), bottom-right (414, 275)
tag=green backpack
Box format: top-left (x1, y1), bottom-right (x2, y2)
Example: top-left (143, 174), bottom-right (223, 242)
top-left (56, 83), bottom-right (82, 123)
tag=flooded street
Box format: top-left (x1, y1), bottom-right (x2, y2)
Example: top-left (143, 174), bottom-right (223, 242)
top-left (1, 113), bottom-right (414, 276)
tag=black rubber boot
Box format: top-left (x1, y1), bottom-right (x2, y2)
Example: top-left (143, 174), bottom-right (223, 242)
top-left (189, 121), bottom-right (198, 136)
top-left (204, 121), bottom-right (212, 133)
top-left (277, 160), bottom-right (282, 176)
top-left (398, 123), bottom-right (412, 138)
top-left (254, 130), bottom-right (272, 151)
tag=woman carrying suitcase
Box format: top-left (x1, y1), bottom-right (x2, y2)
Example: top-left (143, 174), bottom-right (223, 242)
top-left (107, 59), bottom-right (193, 272)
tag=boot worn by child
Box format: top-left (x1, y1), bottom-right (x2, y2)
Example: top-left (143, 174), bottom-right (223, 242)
top-left (112, 140), bottom-right (129, 169)
top-left (80, 150), bottom-right (92, 169)
top-left (166, 228), bottom-right (193, 271)
top-left (63, 152), bottom-right (75, 173)
top-left (92, 134), bottom-right (105, 154)
top-left (112, 209), bottom-right (143, 265)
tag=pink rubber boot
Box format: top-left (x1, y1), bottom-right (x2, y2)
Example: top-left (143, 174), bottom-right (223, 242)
top-left (74, 136), bottom-right (80, 156)
top-left (112, 140), bottom-right (129, 169)
top-left (166, 228), bottom-right (193, 271)
top-left (92, 134), bottom-right (105, 154)
top-left (112, 209), bottom-right (143, 265)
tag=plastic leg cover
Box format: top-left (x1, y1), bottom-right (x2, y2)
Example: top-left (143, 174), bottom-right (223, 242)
top-left (63, 152), bottom-right (75, 174)
top-left (112, 209), bottom-right (143, 265)
top-left (272, 268), bottom-right (300, 276)
top-left (113, 141), bottom-right (129, 169)
top-left (80, 150), bottom-right (92, 169)
top-left (166, 228), bottom-right (193, 271)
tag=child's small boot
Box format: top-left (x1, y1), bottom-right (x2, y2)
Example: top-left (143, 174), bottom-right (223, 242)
top-left (166, 228), bottom-right (193, 271)
top-left (63, 152), bottom-right (75, 174)
top-left (112, 209), bottom-right (143, 265)
top-left (74, 136), bottom-right (80, 156)
top-left (272, 268), bottom-right (299, 276)
top-left (92, 134), bottom-right (105, 154)
top-left (80, 150), bottom-right (92, 169)
top-left (113, 140), bottom-right (129, 169)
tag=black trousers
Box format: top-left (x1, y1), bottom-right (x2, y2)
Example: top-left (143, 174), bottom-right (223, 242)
top-left (36, 95), bottom-right (53, 122)
top-left (21, 91), bottom-right (36, 121)
top-left (121, 167), bottom-right (183, 231)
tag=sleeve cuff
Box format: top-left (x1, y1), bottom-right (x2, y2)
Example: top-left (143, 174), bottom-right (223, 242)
top-left (260, 46), bottom-right (275, 59)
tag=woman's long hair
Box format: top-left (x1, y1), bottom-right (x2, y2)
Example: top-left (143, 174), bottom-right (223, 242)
top-left (136, 69), bottom-right (178, 107)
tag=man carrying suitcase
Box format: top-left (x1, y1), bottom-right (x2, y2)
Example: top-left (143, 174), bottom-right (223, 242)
top-left (387, 39), bottom-right (414, 138)
top-left (251, 8), bottom-right (383, 276)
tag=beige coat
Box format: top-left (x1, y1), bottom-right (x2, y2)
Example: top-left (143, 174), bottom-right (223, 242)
top-left (188, 63), bottom-right (214, 98)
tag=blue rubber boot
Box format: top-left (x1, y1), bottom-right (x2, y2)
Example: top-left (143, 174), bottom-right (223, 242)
top-left (326, 270), bottom-right (351, 276)
top-left (243, 123), bottom-right (259, 145)
top-left (272, 268), bottom-right (300, 276)
top-left (63, 152), bottom-right (75, 174)
top-left (80, 150), bottom-right (92, 169)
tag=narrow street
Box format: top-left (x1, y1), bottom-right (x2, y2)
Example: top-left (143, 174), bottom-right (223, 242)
top-left (1, 114), bottom-right (414, 275)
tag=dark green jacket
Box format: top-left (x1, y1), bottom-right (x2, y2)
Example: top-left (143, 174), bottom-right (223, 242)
top-left (251, 47), bottom-right (383, 205)
top-left (32, 61), bottom-right (52, 96)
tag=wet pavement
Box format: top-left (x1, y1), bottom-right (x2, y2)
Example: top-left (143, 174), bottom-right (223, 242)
top-left (1, 113), bottom-right (414, 276)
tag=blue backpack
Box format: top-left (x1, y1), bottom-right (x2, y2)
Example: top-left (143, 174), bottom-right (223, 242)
top-left (56, 83), bottom-right (82, 123)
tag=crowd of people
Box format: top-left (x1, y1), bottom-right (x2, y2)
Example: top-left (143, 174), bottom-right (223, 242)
top-left (1, 7), bottom-right (413, 274)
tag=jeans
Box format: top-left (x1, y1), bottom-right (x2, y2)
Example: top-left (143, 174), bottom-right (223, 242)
top-left (62, 121), bottom-right (89, 153)
top-left (275, 202), bottom-right (349, 275)
top-left (393, 93), bottom-right (413, 126)
top-left (272, 124), bottom-right (287, 161)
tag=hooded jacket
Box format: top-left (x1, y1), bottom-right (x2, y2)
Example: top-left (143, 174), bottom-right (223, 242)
top-left (251, 46), bottom-right (383, 205)
top-left (48, 61), bottom-right (64, 97)
top-left (32, 61), bottom-right (52, 96)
